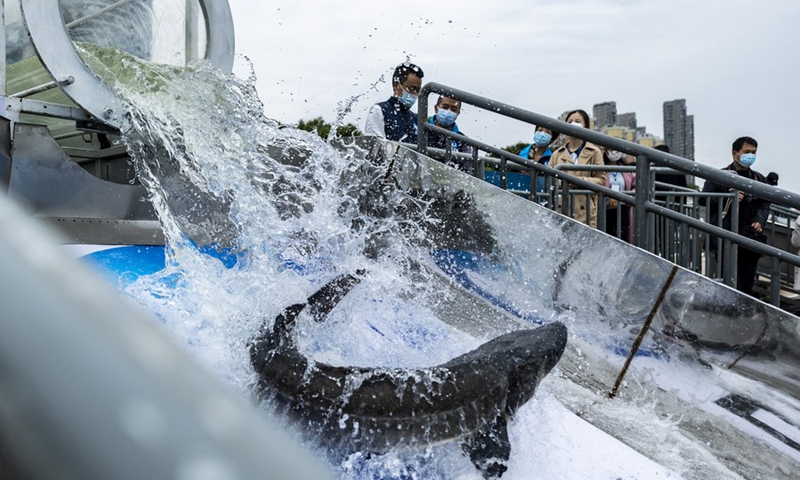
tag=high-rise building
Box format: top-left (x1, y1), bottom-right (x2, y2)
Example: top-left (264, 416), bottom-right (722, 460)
top-left (686, 114), bottom-right (695, 160)
top-left (593, 101), bottom-right (617, 129)
top-left (617, 112), bottom-right (637, 130)
top-left (663, 99), bottom-right (695, 160)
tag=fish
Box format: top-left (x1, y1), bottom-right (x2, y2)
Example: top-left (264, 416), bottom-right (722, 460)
top-left (249, 271), bottom-right (568, 478)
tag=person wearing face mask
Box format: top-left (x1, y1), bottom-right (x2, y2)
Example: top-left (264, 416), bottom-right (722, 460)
top-left (364, 62), bottom-right (424, 143)
top-left (549, 109), bottom-right (606, 228)
top-left (518, 126), bottom-right (559, 203)
top-left (700, 136), bottom-right (770, 296)
top-left (603, 148), bottom-right (635, 242)
top-left (426, 96), bottom-right (473, 173)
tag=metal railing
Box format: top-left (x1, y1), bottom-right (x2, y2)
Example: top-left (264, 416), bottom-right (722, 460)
top-left (417, 82), bottom-right (800, 307)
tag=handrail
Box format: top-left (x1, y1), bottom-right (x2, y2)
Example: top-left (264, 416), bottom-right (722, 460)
top-left (417, 82), bottom-right (800, 304)
top-left (418, 82), bottom-right (800, 209)
top-left (551, 165), bottom-right (800, 269)
top-left (407, 142), bottom-right (687, 176)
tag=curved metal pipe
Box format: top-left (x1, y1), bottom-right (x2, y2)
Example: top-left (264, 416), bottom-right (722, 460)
top-left (20, 0), bottom-right (235, 129)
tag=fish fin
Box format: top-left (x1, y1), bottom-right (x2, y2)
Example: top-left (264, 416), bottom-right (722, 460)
top-left (461, 413), bottom-right (510, 479)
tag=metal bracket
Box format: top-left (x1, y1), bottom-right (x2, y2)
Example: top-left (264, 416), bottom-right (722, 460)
top-left (0, 96), bottom-right (92, 123)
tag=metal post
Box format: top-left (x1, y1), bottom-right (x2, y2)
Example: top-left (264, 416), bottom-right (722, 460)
top-left (722, 239), bottom-right (732, 286)
top-left (416, 90), bottom-right (429, 156)
top-left (444, 136), bottom-right (453, 164)
top-left (499, 156), bottom-right (507, 190)
top-left (633, 153), bottom-right (651, 250)
top-left (561, 181), bottom-right (571, 217)
top-left (665, 196), bottom-right (675, 261)
top-left (529, 166), bottom-right (536, 202)
top-left (473, 148), bottom-right (483, 181)
top-left (729, 192), bottom-right (740, 287)
top-left (597, 193), bottom-right (606, 232)
top-left (185, 0), bottom-right (201, 63)
top-left (771, 256), bottom-right (781, 306)
top-left (691, 199), bottom-right (700, 271)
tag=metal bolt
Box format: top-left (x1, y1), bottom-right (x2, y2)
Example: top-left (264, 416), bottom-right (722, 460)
top-left (103, 108), bottom-right (114, 119)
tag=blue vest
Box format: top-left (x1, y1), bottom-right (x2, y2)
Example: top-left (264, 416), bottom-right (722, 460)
top-left (378, 97), bottom-right (418, 143)
top-left (517, 145), bottom-right (552, 193)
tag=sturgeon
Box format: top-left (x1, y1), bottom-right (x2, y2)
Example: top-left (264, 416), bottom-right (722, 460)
top-left (249, 271), bottom-right (568, 478)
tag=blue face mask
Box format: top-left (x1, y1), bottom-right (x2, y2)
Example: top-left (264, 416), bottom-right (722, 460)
top-left (435, 109), bottom-right (458, 127)
top-left (399, 91), bottom-right (417, 108)
top-left (533, 131), bottom-right (552, 147)
top-left (739, 153), bottom-right (757, 168)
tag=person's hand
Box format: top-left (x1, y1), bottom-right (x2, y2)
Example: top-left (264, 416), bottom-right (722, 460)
top-left (751, 222), bottom-right (762, 232)
top-left (608, 198), bottom-right (618, 209)
top-left (738, 191), bottom-right (745, 201)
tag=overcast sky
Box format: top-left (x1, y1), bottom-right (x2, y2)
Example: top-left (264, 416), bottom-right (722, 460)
top-left (228, 0), bottom-right (800, 193)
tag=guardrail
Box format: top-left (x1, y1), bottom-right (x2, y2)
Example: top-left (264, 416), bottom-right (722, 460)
top-left (416, 82), bottom-right (800, 307)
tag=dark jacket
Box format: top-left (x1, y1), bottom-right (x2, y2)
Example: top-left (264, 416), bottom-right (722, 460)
top-left (700, 163), bottom-right (770, 242)
top-left (425, 116), bottom-right (473, 174)
top-left (655, 171), bottom-right (687, 190)
top-left (377, 97), bottom-right (418, 143)
top-left (426, 116), bottom-right (470, 153)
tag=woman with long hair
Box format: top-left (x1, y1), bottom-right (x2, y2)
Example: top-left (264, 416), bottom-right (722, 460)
top-left (549, 109), bottom-right (606, 228)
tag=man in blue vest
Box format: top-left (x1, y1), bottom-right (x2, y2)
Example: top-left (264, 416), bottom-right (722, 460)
top-left (364, 62), bottom-right (424, 143)
top-left (427, 95), bottom-right (473, 173)
top-left (427, 96), bottom-right (470, 151)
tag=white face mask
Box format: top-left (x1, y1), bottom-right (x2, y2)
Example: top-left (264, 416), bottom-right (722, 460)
top-left (570, 121), bottom-right (584, 128)
top-left (607, 151), bottom-right (623, 161)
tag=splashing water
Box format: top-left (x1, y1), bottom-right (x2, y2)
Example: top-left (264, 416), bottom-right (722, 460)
top-left (74, 46), bottom-right (704, 480)
top-left (79, 45), bottom-right (495, 476)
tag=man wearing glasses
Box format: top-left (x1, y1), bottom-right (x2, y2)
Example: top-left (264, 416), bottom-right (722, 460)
top-left (364, 62), bottom-right (424, 143)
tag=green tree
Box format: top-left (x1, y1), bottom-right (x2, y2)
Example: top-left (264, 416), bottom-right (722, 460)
top-left (297, 117), bottom-right (330, 139)
top-left (487, 141), bottom-right (530, 158)
top-left (334, 123), bottom-right (361, 138)
top-left (297, 117), bottom-right (362, 140)
top-left (502, 141), bottom-right (530, 156)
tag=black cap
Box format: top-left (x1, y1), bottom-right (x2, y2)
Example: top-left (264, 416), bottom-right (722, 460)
top-left (766, 172), bottom-right (779, 186)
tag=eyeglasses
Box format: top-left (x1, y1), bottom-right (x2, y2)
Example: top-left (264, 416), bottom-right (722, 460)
top-left (402, 83), bottom-right (421, 95)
